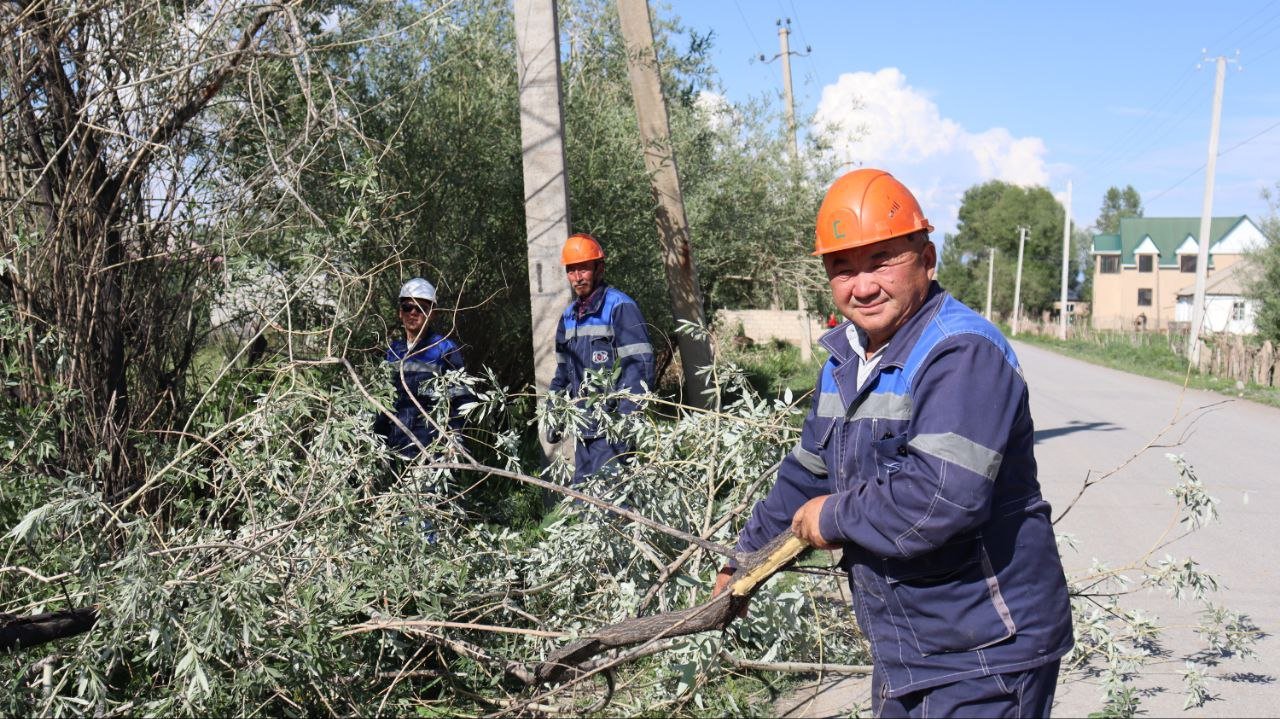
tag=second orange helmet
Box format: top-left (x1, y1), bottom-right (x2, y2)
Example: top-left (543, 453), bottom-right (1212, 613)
top-left (561, 233), bottom-right (605, 265)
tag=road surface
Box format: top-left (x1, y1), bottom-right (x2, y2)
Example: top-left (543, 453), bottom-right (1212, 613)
top-left (777, 340), bottom-right (1280, 717)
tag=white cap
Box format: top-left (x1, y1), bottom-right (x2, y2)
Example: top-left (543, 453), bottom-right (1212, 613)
top-left (398, 277), bottom-right (437, 303)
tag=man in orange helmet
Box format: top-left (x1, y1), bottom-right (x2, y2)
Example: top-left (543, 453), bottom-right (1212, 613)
top-left (715, 170), bottom-right (1072, 717)
top-left (547, 233), bottom-right (655, 485)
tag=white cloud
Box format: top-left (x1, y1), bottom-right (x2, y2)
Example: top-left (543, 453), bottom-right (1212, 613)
top-left (812, 68), bottom-right (1051, 237)
top-left (694, 90), bottom-right (735, 132)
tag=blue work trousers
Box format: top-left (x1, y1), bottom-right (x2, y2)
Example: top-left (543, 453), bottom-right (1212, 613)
top-left (573, 436), bottom-right (632, 485)
top-left (873, 660), bottom-right (1060, 718)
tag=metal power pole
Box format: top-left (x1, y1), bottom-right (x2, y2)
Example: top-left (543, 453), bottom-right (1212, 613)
top-left (513, 0), bottom-right (571, 407)
top-left (1012, 226), bottom-right (1027, 336)
top-left (616, 0), bottom-right (714, 407)
top-left (1059, 180), bottom-right (1072, 340)
top-left (984, 248), bottom-right (996, 320)
top-left (1188, 54), bottom-right (1230, 365)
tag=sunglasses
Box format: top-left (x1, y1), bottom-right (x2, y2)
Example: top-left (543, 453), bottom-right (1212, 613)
top-left (399, 302), bottom-right (428, 315)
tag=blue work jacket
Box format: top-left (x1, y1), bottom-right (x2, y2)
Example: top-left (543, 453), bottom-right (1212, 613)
top-left (378, 330), bottom-right (469, 453)
top-left (736, 283), bottom-right (1073, 698)
top-left (549, 285), bottom-right (655, 438)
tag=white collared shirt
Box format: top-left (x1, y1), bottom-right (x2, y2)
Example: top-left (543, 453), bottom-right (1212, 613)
top-left (846, 324), bottom-right (887, 391)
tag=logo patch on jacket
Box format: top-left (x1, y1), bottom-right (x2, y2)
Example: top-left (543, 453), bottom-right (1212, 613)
top-left (592, 350), bottom-right (609, 364)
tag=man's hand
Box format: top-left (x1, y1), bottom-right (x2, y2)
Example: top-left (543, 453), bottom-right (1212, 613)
top-left (712, 566), bottom-right (748, 618)
top-left (791, 495), bottom-right (839, 549)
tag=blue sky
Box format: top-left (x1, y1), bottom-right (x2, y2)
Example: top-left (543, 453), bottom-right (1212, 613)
top-left (669, 1), bottom-right (1280, 239)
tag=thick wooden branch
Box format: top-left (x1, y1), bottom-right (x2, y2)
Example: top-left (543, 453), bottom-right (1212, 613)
top-left (520, 530), bottom-right (810, 685)
top-left (0, 607), bottom-right (97, 653)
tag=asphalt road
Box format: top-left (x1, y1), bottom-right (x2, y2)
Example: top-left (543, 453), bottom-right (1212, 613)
top-left (777, 340), bottom-right (1280, 718)
top-left (1020, 340), bottom-right (1280, 717)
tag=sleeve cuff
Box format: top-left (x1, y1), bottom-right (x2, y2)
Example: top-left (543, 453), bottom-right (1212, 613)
top-left (818, 493), bottom-right (846, 546)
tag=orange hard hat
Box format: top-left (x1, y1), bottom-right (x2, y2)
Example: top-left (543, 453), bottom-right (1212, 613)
top-left (561, 232), bottom-right (605, 265)
top-left (812, 169), bottom-right (933, 256)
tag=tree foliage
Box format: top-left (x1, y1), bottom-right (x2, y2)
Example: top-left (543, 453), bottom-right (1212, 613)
top-left (937, 180), bottom-right (1077, 318)
top-left (1245, 183), bottom-right (1280, 343)
top-left (1096, 184), bottom-right (1144, 235)
top-left (0, 1), bottom-right (1263, 716)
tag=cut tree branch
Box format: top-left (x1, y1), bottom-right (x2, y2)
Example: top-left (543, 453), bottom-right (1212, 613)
top-left (0, 607), bottom-right (97, 653)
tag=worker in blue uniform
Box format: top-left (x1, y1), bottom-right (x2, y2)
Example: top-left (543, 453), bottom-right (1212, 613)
top-left (714, 170), bottom-right (1073, 718)
top-left (546, 233), bottom-right (655, 485)
top-left (375, 277), bottom-right (470, 457)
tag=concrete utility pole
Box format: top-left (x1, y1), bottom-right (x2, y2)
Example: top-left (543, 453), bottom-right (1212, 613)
top-left (984, 247), bottom-right (996, 320)
top-left (1012, 226), bottom-right (1027, 336)
top-left (1188, 54), bottom-right (1231, 365)
top-left (513, 0), bottom-right (572, 402)
top-left (616, 0), bottom-right (714, 407)
top-left (796, 284), bottom-right (812, 362)
top-left (1059, 180), bottom-right (1072, 340)
top-left (761, 19), bottom-right (811, 166)
top-left (778, 20), bottom-right (798, 163)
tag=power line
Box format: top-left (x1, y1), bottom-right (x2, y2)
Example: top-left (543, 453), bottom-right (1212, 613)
top-left (1223, 1), bottom-right (1280, 51)
top-left (1207, 0), bottom-right (1279, 50)
top-left (1083, 3), bottom-right (1280, 180)
top-left (1143, 117), bottom-right (1280, 206)
top-left (733, 0), bottom-right (767, 61)
top-left (1087, 71), bottom-right (1210, 178)
top-left (1076, 62), bottom-right (1199, 177)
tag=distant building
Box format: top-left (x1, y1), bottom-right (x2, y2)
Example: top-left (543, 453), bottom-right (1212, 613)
top-left (1089, 216), bottom-right (1265, 332)
top-left (1051, 289), bottom-right (1089, 324)
top-left (1174, 259), bottom-right (1259, 335)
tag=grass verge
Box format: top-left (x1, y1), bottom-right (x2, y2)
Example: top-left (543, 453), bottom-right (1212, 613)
top-left (1006, 326), bottom-right (1280, 410)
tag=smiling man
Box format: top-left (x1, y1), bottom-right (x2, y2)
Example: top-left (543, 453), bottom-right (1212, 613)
top-left (715, 169), bottom-right (1073, 718)
top-left (547, 233), bottom-right (654, 486)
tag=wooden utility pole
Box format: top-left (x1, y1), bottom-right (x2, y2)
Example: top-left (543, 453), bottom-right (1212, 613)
top-left (1012, 226), bottom-right (1027, 336)
top-left (984, 247), bottom-right (996, 320)
top-left (616, 0), bottom-right (714, 407)
top-left (1189, 54), bottom-right (1230, 365)
top-left (514, 0), bottom-right (572, 402)
top-left (1058, 180), bottom-right (1072, 340)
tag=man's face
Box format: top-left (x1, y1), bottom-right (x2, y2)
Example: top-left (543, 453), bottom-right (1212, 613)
top-left (398, 297), bottom-right (433, 339)
top-left (565, 260), bottom-right (602, 299)
top-left (823, 233), bottom-right (936, 353)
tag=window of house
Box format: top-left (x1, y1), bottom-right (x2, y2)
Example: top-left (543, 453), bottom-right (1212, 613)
top-left (1233, 300), bottom-right (1246, 321)
top-left (1138, 255), bottom-right (1154, 273)
top-left (1137, 288), bottom-right (1153, 307)
top-left (1180, 255), bottom-right (1196, 273)
top-left (1099, 255), bottom-right (1120, 274)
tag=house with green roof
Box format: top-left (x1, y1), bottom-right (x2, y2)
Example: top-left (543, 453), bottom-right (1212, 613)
top-left (1089, 216), bottom-right (1265, 331)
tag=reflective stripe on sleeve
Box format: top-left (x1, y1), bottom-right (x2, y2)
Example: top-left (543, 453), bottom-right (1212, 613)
top-left (615, 342), bottom-right (653, 358)
top-left (789, 443), bottom-right (828, 476)
top-left (908, 432), bottom-right (1003, 481)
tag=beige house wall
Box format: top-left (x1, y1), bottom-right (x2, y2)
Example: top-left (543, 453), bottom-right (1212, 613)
top-left (1091, 253), bottom-right (1243, 330)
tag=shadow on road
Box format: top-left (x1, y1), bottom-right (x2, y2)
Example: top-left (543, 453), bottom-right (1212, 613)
top-left (1035, 420), bottom-right (1120, 443)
